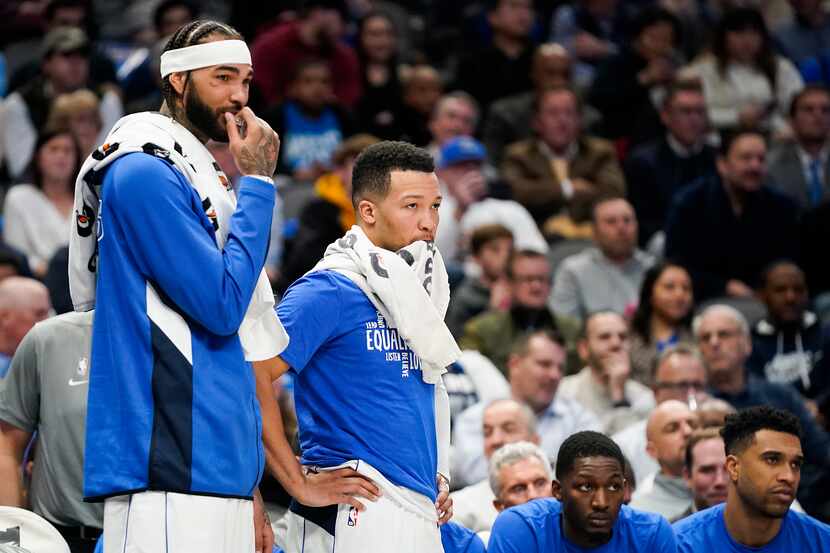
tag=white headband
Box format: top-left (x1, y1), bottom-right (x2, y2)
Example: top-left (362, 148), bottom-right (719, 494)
top-left (160, 40), bottom-right (251, 78)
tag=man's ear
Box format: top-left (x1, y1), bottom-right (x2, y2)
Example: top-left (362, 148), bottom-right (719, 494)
top-left (726, 454), bottom-right (740, 483)
top-left (357, 198), bottom-right (377, 225)
top-left (168, 71), bottom-right (188, 97)
top-left (493, 498), bottom-right (504, 513)
top-left (552, 479), bottom-right (563, 501)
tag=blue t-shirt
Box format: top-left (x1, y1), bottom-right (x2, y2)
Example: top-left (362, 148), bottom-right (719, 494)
top-left (441, 521), bottom-right (486, 553)
top-left (277, 270), bottom-right (438, 501)
top-left (488, 498), bottom-right (677, 553)
top-left (281, 101), bottom-right (342, 172)
top-left (673, 503), bottom-right (830, 552)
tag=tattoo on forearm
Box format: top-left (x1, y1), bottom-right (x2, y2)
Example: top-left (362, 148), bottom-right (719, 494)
top-left (239, 124), bottom-right (278, 176)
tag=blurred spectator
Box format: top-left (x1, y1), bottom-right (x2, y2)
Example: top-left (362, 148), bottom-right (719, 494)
top-left (676, 427), bottom-right (728, 521)
top-left (3, 129), bottom-right (80, 277)
top-left (434, 136), bottom-right (546, 264)
top-left (0, 243), bottom-right (33, 280)
top-left (501, 86), bottom-right (625, 232)
top-left (659, 0), bottom-right (707, 61)
top-left (397, 64), bottom-right (443, 146)
top-left (251, 0), bottom-right (362, 108)
top-left (483, 43), bottom-right (574, 166)
top-left (558, 311), bottom-right (655, 434)
top-left (629, 262), bottom-right (695, 385)
top-left (694, 304), bottom-right (830, 518)
top-left (613, 344), bottom-right (709, 487)
top-left (453, 0), bottom-right (536, 114)
top-left (353, 11), bottom-right (405, 140)
top-left (277, 133), bottom-right (379, 292)
top-left (427, 91), bottom-right (478, 157)
top-left (694, 396), bottom-right (736, 428)
top-left (748, 260), bottom-right (830, 418)
top-left (550, 197), bottom-right (654, 322)
top-left (0, 276), bottom-right (51, 378)
top-left (589, 7), bottom-right (682, 147)
top-left (0, 311), bottom-right (102, 553)
top-left (665, 130), bottom-right (800, 302)
top-left (1, 27), bottom-right (122, 180)
top-left (624, 80), bottom-right (717, 250)
top-left (460, 250), bottom-right (581, 374)
top-left (489, 441), bottom-right (554, 513)
top-left (549, 0), bottom-right (628, 90)
top-left (450, 400), bottom-right (540, 532)
top-left (767, 85), bottom-right (830, 209)
top-left (46, 89), bottom-right (102, 157)
top-left (155, 0), bottom-right (199, 39)
top-left (629, 400), bottom-right (697, 520)
top-left (679, 8), bottom-right (804, 136)
top-left (774, 0), bottom-right (830, 68)
top-left (453, 331), bottom-right (600, 490)
top-left (445, 224), bottom-right (513, 338)
top-left (444, 350), bottom-right (511, 429)
top-left (264, 60), bottom-right (354, 181)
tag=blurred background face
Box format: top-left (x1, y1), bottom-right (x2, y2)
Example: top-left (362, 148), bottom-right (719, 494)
top-left (581, 313), bottom-right (630, 368)
top-left (509, 255), bottom-right (551, 309)
top-left (495, 456), bottom-right (553, 511)
top-left (651, 266), bottom-right (693, 324)
top-left (636, 21), bottom-right (676, 60)
top-left (725, 28), bottom-right (762, 64)
top-left (403, 68), bottom-right (442, 115)
top-left (429, 98), bottom-right (477, 146)
top-left (662, 91), bottom-right (708, 147)
top-left (686, 437), bottom-right (728, 510)
top-left (440, 160), bottom-right (486, 200)
top-left (717, 135), bottom-right (767, 193)
top-left (361, 14), bottom-right (397, 63)
top-left (696, 311), bottom-right (751, 383)
top-left (532, 48), bottom-right (572, 90)
top-left (44, 50), bottom-right (89, 92)
top-left (509, 335), bottom-right (566, 412)
top-left (483, 401), bottom-right (538, 459)
top-left (592, 200), bottom-right (637, 261)
top-left (535, 90), bottom-right (580, 151)
top-left (310, 8), bottom-right (345, 44)
top-left (69, 109), bottom-right (102, 152)
top-left (653, 353), bottom-right (707, 404)
top-left (761, 264), bottom-right (808, 325)
top-left (489, 0), bottom-right (535, 39)
top-left (157, 4), bottom-right (195, 37)
top-left (646, 401), bottom-right (698, 476)
top-left (792, 90), bottom-right (830, 143)
top-left (288, 63), bottom-right (334, 112)
top-left (476, 237), bottom-right (513, 280)
top-left (38, 133), bottom-right (77, 183)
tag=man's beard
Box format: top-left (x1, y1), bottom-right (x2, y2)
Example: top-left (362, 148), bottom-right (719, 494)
top-left (184, 82), bottom-right (234, 142)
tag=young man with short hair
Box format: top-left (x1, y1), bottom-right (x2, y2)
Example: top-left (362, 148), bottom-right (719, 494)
top-left (674, 406), bottom-right (830, 551)
top-left (488, 430), bottom-right (677, 552)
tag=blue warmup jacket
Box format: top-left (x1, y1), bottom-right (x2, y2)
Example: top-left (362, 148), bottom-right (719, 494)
top-left (83, 152), bottom-right (274, 501)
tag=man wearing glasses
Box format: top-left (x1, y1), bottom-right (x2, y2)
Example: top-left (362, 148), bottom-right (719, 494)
top-left (694, 304), bottom-right (830, 520)
top-left (613, 344), bottom-right (709, 486)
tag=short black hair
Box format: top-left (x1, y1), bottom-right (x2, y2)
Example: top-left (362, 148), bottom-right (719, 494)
top-left (556, 431), bottom-right (626, 480)
top-left (718, 128), bottom-right (767, 157)
top-left (160, 20), bottom-right (243, 109)
top-left (789, 84), bottom-right (830, 117)
top-left (351, 141), bottom-right (434, 207)
top-left (758, 258), bottom-right (803, 289)
top-left (720, 406), bottom-right (802, 456)
top-left (629, 6), bottom-right (681, 44)
top-left (510, 328), bottom-right (565, 357)
top-left (299, 0), bottom-right (347, 18)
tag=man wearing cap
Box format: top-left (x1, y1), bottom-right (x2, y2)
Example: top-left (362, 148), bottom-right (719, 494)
top-left (435, 135), bottom-right (546, 264)
top-left (67, 20), bottom-right (371, 553)
top-left (1, 26), bottom-right (123, 180)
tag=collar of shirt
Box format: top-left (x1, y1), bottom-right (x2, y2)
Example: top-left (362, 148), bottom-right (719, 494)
top-left (755, 311), bottom-right (818, 336)
top-left (666, 133), bottom-right (704, 158)
top-left (796, 143), bottom-right (830, 172)
top-left (538, 140), bottom-right (578, 162)
top-left (588, 246), bottom-right (652, 272)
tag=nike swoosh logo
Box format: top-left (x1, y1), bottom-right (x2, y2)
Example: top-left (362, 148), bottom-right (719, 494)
top-left (68, 379), bottom-right (89, 387)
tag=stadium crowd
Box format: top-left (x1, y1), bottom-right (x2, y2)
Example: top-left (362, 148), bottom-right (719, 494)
top-left (1, 0), bottom-right (830, 551)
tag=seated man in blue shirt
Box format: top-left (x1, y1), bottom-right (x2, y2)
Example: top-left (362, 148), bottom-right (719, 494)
top-left (488, 430), bottom-right (676, 552)
top-left (674, 406), bottom-right (830, 551)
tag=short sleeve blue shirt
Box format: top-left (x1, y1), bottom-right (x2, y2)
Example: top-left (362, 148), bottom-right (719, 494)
top-left (277, 270), bottom-right (438, 500)
top-left (673, 503), bottom-right (830, 552)
top-left (488, 498), bottom-right (677, 553)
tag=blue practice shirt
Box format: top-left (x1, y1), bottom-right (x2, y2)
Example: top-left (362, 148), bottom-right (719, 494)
top-left (673, 503), bottom-right (830, 552)
top-left (277, 270), bottom-right (438, 501)
top-left (441, 521), bottom-right (486, 553)
top-left (488, 498), bottom-right (677, 553)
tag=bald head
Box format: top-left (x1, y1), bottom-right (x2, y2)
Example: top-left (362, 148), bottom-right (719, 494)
top-left (645, 400), bottom-right (698, 477)
top-left (532, 43), bottom-right (571, 90)
top-left (0, 277), bottom-right (51, 356)
top-left (483, 399), bottom-right (540, 460)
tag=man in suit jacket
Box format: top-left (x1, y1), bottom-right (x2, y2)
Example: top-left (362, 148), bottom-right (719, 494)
top-left (767, 85), bottom-right (830, 211)
top-left (501, 86), bottom-right (625, 230)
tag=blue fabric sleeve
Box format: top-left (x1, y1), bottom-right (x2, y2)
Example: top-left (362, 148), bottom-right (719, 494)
top-left (488, 510), bottom-right (536, 553)
top-left (105, 153), bottom-right (275, 335)
top-left (464, 533), bottom-right (487, 553)
top-left (276, 271), bottom-right (343, 372)
top-left (650, 517), bottom-right (679, 553)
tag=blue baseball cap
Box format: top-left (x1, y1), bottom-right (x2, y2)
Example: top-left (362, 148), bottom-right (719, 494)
top-left (438, 136), bottom-right (486, 169)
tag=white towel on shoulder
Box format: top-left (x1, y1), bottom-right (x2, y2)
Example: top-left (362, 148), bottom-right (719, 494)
top-left (311, 225), bottom-right (461, 384)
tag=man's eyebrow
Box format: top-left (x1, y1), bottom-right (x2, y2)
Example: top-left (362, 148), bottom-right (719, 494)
top-left (213, 66), bottom-right (254, 78)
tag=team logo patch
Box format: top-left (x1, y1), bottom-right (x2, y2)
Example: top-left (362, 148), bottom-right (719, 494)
top-left (347, 506), bottom-right (358, 527)
top-left (76, 203), bottom-right (95, 237)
